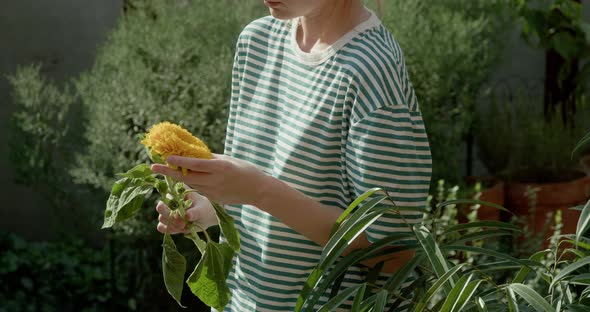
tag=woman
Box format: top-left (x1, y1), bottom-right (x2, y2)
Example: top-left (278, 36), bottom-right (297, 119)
top-left (153, 0), bottom-right (432, 310)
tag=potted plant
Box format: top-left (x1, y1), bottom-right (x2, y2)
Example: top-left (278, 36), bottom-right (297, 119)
top-left (509, 0), bottom-right (590, 126)
top-left (293, 131), bottom-right (590, 311)
top-left (475, 91), bottom-right (590, 240)
top-left (465, 177), bottom-right (505, 221)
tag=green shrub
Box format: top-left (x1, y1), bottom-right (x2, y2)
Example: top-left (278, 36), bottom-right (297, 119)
top-left (476, 93), bottom-right (590, 183)
top-left (382, 0), bottom-right (503, 184)
top-left (296, 175), bottom-right (590, 311)
top-left (9, 0), bottom-right (265, 233)
top-left (8, 1), bottom-right (265, 309)
top-left (8, 66), bottom-right (101, 237)
top-left (295, 131), bottom-right (590, 311)
top-left (0, 232), bottom-right (117, 312)
top-left (70, 0), bottom-right (264, 192)
top-left (0, 230), bottom-right (211, 312)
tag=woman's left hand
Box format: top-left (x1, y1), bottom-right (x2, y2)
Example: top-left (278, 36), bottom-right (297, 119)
top-left (151, 154), bottom-right (270, 206)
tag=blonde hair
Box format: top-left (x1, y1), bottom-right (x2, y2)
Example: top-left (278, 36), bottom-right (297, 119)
top-left (374, 0), bottom-right (383, 18)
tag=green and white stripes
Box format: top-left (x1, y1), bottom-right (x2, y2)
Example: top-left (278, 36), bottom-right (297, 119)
top-left (221, 12), bottom-right (431, 311)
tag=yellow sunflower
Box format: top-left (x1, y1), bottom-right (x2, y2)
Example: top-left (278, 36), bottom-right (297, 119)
top-left (141, 122), bottom-right (212, 175)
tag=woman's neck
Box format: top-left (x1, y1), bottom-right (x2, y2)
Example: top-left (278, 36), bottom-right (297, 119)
top-left (297, 2), bottom-right (370, 53)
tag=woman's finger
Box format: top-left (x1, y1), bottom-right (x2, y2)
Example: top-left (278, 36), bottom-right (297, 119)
top-left (157, 221), bottom-right (189, 235)
top-left (152, 164), bottom-right (212, 188)
top-left (165, 155), bottom-right (223, 173)
top-left (156, 201), bottom-right (171, 217)
top-left (157, 222), bottom-right (168, 234)
top-left (151, 164), bottom-right (185, 181)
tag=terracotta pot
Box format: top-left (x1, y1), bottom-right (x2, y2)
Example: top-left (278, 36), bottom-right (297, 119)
top-left (460, 177), bottom-right (505, 222)
top-left (505, 175), bottom-right (590, 239)
top-left (477, 181), bottom-right (505, 221)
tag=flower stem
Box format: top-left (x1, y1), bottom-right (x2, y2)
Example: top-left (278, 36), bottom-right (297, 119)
top-left (164, 176), bottom-right (179, 198)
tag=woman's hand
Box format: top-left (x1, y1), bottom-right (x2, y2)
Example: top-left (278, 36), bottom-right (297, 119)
top-left (151, 154), bottom-right (270, 206)
top-left (156, 191), bottom-right (218, 234)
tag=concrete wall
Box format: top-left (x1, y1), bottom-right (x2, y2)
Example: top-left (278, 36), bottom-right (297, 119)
top-left (0, 0), bottom-right (122, 240)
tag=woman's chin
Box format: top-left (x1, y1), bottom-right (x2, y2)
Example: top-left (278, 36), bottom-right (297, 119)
top-left (268, 8), bottom-right (294, 20)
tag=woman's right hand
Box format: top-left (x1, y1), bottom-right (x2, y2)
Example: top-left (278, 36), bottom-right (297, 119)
top-left (156, 190), bottom-right (218, 234)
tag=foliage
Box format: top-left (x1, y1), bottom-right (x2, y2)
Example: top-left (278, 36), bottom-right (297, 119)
top-left (7, 66), bottom-right (102, 236)
top-left (69, 0), bottom-right (262, 192)
top-left (0, 232), bottom-right (124, 312)
top-left (295, 132), bottom-right (590, 311)
top-left (0, 230), bottom-right (217, 312)
top-left (7, 1), bottom-right (265, 309)
top-left (103, 161), bottom-right (239, 310)
top-left (506, 0), bottom-right (590, 126)
top-left (509, 0), bottom-right (590, 95)
top-left (475, 92), bottom-right (590, 183)
top-left (381, 0), bottom-right (504, 184)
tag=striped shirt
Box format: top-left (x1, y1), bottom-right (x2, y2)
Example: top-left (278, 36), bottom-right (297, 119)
top-left (221, 11), bottom-right (432, 311)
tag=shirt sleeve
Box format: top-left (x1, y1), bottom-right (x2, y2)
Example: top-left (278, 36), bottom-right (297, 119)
top-left (223, 38), bottom-right (245, 156)
top-left (345, 105), bottom-right (432, 244)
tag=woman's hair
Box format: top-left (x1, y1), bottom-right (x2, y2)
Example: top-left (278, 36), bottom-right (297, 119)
top-left (373, 0), bottom-right (383, 18)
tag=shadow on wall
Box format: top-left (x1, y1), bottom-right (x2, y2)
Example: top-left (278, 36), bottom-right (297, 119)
top-left (0, 0), bottom-right (122, 240)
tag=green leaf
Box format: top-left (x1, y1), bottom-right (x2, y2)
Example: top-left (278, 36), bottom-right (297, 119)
top-left (416, 226), bottom-right (453, 292)
top-left (582, 286), bottom-right (590, 299)
top-left (440, 274), bottom-right (473, 312)
top-left (572, 131), bottom-right (590, 158)
top-left (566, 304), bottom-right (590, 312)
top-left (318, 284), bottom-right (365, 312)
top-left (507, 284), bottom-right (555, 312)
top-left (453, 279), bottom-right (484, 312)
top-left (576, 199), bottom-right (590, 244)
top-left (162, 233), bottom-right (187, 308)
top-left (383, 251), bottom-right (424, 294)
top-left (187, 233), bottom-right (207, 254)
top-left (364, 261), bottom-right (384, 290)
top-left (116, 163), bottom-right (153, 179)
top-left (320, 199), bottom-right (388, 266)
top-left (372, 290), bottom-right (388, 312)
top-left (444, 221), bottom-right (521, 234)
top-left (187, 241), bottom-right (235, 311)
top-left (506, 286), bottom-right (520, 312)
top-left (330, 187), bottom-right (384, 238)
top-left (211, 202), bottom-right (240, 252)
top-left (299, 235), bottom-right (416, 312)
top-left (359, 294), bottom-right (378, 311)
top-left (473, 260), bottom-right (535, 273)
top-left (569, 273), bottom-right (590, 286)
top-left (562, 235), bottom-right (590, 250)
top-left (550, 257), bottom-right (590, 289)
top-left (413, 263), bottom-right (468, 312)
top-left (296, 206), bottom-right (402, 312)
top-left (447, 230), bottom-right (512, 245)
top-left (442, 245), bottom-right (543, 268)
top-left (102, 178), bottom-right (153, 228)
top-left (351, 283), bottom-right (367, 312)
top-left (551, 32), bottom-right (579, 61)
top-left (476, 297), bottom-right (487, 312)
top-left (438, 199), bottom-right (510, 214)
top-left (563, 248), bottom-right (587, 260)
